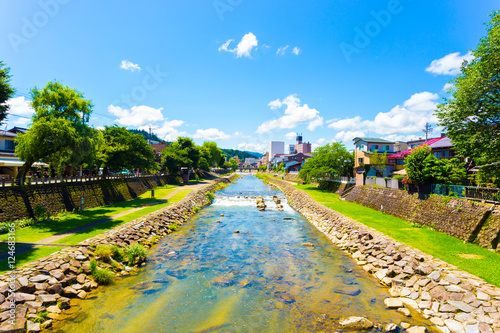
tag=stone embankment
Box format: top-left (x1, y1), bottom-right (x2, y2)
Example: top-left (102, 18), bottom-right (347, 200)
top-left (266, 177), bottom-right (500, 333)
top-left (0, 174), bottom-right (237, 332)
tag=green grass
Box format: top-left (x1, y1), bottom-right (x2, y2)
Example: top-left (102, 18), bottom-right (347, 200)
top-left (293, 183), bottom-right (500, 287)
top-left (0, 188), bottom-right (193, 274)
top-left (0, 185), bottom-right (179, 244)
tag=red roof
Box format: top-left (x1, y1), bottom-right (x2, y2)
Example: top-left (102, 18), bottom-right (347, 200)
top-left (387, 137), bottom-right (445, 159)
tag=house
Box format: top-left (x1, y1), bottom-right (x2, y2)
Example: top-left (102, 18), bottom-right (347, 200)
top-left (0, 127), bottom-right (47, 179)
top-left (269, 152), bottom-right (312, 172)
top-left (353, 137), bottom-right (396, 177)
top-left (150, 143), bottom-right (169, 164)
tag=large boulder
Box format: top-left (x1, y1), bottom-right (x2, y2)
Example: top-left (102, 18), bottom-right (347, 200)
top-left (339, 316), bottom-right (374, 330)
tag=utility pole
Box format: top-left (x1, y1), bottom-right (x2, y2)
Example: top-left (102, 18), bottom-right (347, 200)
top-left (422, 122), bottom-right (433, 141)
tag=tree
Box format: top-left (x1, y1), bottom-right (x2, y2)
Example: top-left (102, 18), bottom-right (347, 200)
top-left (16, 81), bottom-right (94, 183)
top-left (201, 141), bottom-right (223, 167)
top-left (0, 61), bottom-right (15, 123)
top-left (96, 126), bottom-right (158, 177)
top-left (223, 158), bottom-right (238, 172)
top-left (298, 142), bottom-right (352, 182)
top-left (436, 10), bottom-right (500, 167)
top-left (161, 137), bottom-right (200, 174)
top-left (370, 150), bottom-right (388, 177)
top-left (404, 145), bottom-right (432, 184)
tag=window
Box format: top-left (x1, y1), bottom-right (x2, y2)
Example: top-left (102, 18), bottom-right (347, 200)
top-left (5, 140), bottom-right (14, 151)
top-left (397, 160), bottom-right (405, 165)
top-left (383, 145), bottom-right (389, 151)
top-left (372, 145), bottom-right (378, 151)
top-left (434, 152), bottom-right (443, 158)
top-left (358, 158), bottom-right (364, 164)
top-left (444, 151), bottom-right (449, 157)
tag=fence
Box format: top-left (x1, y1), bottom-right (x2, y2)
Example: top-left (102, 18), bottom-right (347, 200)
top-left (465, 187), bottom-right (500, 203)
top-left (430, 184), bottom-right (466, 198)
top-left (364, 177), bottom-right (399, 189)
top-left (1, 173), bottom-right (160, 188)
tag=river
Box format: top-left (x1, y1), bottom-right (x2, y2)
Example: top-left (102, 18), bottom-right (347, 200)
top-left (54, 175), bottom-right (431, 332)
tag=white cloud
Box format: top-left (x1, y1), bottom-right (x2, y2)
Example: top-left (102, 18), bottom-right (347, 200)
top-left (334, 130), bottom-right (366, 143)
top-left (193, 128), bottom-right (231, 140)
top-left (425, 51), bottom-right (474, 75)
top-left (120, 60), bottom-right (141, 72)
top-left (237, 142), bottom-right (267, 152)
top-left (402, 92), bottom-right (439, 111)
top-left (285, 132), bottom-right (296, 140)
top-left (292, 47), bottom-right (301, 55)
top-left (143, 119), bottom-right (187, 142)
top-left (233, 131), bottom-right (251, 138)
top-left (256, 95), bottom-right (324, 133)
top-left (218, 33), bottom-right (258, 58)
top-left (327, 92), bottom-right (440, 138)
top-left (316, 138), bottom-right (327, 145)
top-left (6, 97), bottom-right (34, 117)
top-left (276, 45), bottom-right (289, 56)
top-left (108, 105), bottom-right (164, 126)
top-left (327, 116), bottom-right (362, 131)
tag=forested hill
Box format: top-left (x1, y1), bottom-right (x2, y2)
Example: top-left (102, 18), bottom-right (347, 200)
top-left (128, 129), bottom-right (167, 143)
top-left (221, 149), bottom-right (263, 160)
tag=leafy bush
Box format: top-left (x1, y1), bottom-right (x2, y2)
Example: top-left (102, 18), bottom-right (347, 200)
top-left (168, 223), bottom-right (178, 231)
top-left (14, 218), bottom-right (36, 229)
top-left (111, 245), bottom-right (124, 262)
top-left (125, 243), bottom-right (147, 265)
top-left (205, 191), bottom-right (215, 202)
top-left (95, 245), bottom-right (113, 262)
top-left (89, 259), bottom-right (98, 274)
top-left (33, 205), bottom-right (49, 221)
top-left (92, 267), bottom-right (114, 285)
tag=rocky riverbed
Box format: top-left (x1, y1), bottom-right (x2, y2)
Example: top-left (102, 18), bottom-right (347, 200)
top-left (0, 174), bottom-right (238, 332)
top-left (266, 177), bottom-right (500, 333)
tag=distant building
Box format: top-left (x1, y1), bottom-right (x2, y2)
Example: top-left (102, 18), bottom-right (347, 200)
top-left (244, 157), bottom-right (258, 166)
top-left (353, 137), bottom-right (396, 177)
top-left (288, 144), bottom-right (295, 154)
top-left (294, 134), bottom-right (312, 154)
top-left (269, 141), bottom-right (285, 160)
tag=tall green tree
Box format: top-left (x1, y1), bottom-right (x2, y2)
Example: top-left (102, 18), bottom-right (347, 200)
top-left (404, 145), bottom-right (432, 184)
top-left (436, 10), bottom-right (500, 166)
top-left (97, 126), bottom-right (158, 177)
top-left (0, 61), bottom-right (15, 123)
top-left (298, 142), bottom-right (352, 182)
top-left (201, 141), bottom-right (223, 167)
top-left (16, 81), bottom-right (94, 183)
top-left (161, 137), bottom-right (200, 174)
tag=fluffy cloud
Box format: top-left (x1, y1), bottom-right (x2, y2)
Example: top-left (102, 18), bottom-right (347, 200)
top-left (120, 60), bottom-right (141, 72)
top-left (292, 47), bottom-right (301, 55)
top-left (237, 142), bottom-right (267, 152)
top-left (425, 51), bottom-right (474, 75)
top-left (276, 45), bottom-right (289, 56)
top-left (6, 97), bottom-right (34, 117)
top-left (402, 92), bottom-right (439, 111)
top-left (108, 105), bottom-right (164, 126)
top-left (327, 92), bottom-right (440, 141)
top-left (442, 83), bottom-right (454, 92)
top-left (218, 32), bottom-right (258, 58)
top-left (334, 130), bottom-right (366, 143)
top-left (256, 95), bottom-right (324, 133)
top-left (193, 128), bottom-right (231, 140)
top-left (141, 119), bottom-right (186, 142)
top-left (285, 132), bottom-right (296, 140)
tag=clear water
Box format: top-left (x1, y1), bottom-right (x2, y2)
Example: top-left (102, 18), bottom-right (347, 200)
top-left (54, 176), bottom-right (431, 332)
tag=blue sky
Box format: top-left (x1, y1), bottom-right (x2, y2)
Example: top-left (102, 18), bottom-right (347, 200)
top-left (0, 0), bottom-right (498, 152)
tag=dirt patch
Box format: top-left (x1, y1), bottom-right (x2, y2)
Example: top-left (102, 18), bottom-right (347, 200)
top-left (457, 253), bottom-right (485, 260)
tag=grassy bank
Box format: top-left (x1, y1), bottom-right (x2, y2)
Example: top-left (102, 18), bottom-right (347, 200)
top-left (0, 186), bottom-right (193, 273)
top-left (258, 174), bottom-right (500, 286)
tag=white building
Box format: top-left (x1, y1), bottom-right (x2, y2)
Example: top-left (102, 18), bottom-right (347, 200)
top-left (269, 141), bottom-right (285, 160)
top-left (244, 158), bottom-right (258, 166)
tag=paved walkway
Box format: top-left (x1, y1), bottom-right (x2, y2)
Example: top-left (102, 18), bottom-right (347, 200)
top-left (0, 181), bottom-right (213, 261)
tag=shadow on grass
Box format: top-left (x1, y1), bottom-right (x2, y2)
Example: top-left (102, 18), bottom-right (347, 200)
top-left (0, 245), bottom-right (65, 273)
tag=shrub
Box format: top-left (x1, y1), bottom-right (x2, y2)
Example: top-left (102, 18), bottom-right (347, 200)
top-left (95, 245), bottom-right (113, 262)
top-left (111, 245), bottom-right (124, 262)
top-left (168, 223), bottom-right (178, 231)
top-left (32, 311), bottom-right (48, 323)
top-left (92, 268), bottom-right (114, 285)
top-left (15, 218), bottom-right (36, 229)
top-left (125, 243), bottom-right (147, 265)
top-left (205, 191), bottom-right (215, 202)
top-left (33, 205), bottom-right (49, 221)
top-left (89, 259), bottom-right (98, 274)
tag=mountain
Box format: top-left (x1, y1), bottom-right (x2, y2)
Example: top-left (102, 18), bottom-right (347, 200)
top-left (221, 149), bottom-right (262, 160)
top-left (128, 129), bottom-right (167, 144)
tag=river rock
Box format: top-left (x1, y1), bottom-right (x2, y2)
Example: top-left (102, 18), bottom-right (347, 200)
top-left (384, 298), bottom-right (403, 308)
top-left (445, 319), bottom-right (465, 333)
top-left (37, 294), bottom-right (57, 305)
top-left (385, 323), bottom-right (398, 332)
top-left (29, 275), bottom-right (50, 283)
top-left (334, 286), bottom-right (361, 296)
top-left (339, 316), bottom-right (374, 330)
top-left (27, 320), bottom-right (41, 332)
top-left (448, 301), bottom-right (475, 313)
top-left (407, 327), bottom-right (427, 333)
top-left (0, 316), bottom-right (26, 332)
top-left (62, 286), bottom-right (79, 298)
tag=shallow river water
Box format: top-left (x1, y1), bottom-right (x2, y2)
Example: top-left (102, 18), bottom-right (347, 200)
top-left (54, 175), bottom-right (431, 332)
